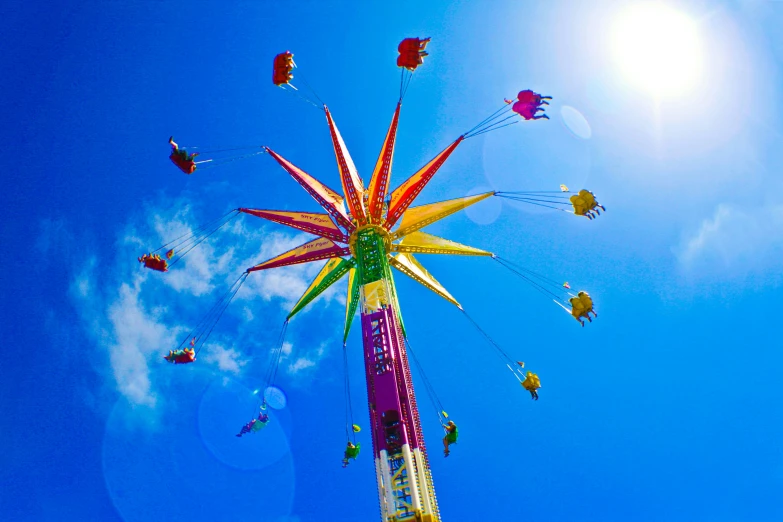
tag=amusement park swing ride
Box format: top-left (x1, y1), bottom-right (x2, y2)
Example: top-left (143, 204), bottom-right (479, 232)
top-left (143, 37), bottom-right (604, 522)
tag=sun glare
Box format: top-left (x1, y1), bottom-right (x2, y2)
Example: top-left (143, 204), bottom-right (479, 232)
top-left (612, 3), bottom-right (702, 96)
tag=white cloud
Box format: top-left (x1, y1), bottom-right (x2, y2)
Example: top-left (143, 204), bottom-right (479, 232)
top-left (236, 230), bottom-right (347, 312)
top-left (74, 274), bottom-right (91, 298)
top-left (105, 280), bottom-right (172, 406)
top-left (203, 344), bottom-right (248, 374)
top-left (675, 203), bottom-right (783, 277)
top-left (236, 231), bottom-right (314, 304)
top-left (71, 261), bottom-right (174, 408)
top-left (65, 197), bottom-right (346, 408)
top-left (288, 357), bottom-right (316, 373)
top-left (144, 207), bottom-right (231, 296)
top-left (281, 342), bottom-right (327, 376)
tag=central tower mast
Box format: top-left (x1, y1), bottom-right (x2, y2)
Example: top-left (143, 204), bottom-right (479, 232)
top-left (354, 225), bottom-right (439, 521)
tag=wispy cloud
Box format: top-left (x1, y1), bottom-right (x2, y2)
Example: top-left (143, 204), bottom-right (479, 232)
top-left (675, 203), bottom-right (783, 278)
top-left (264, 339), bottom-right (328, 380)
top-left (70, 259), bottom-right (171, 408)
top-left (236, 229), bottom-right (328, 307)
top-left (147, 206), bottom-right (234, 296)
top-left (64, 198), bottom-right (345, 408)
top-left (289, 357), bottom-right (317, 373)
top-left (203, 343), bottom-right (248, 374)
top-left (105, 280), bottom-right (172, 407)
top-left (281, 342), bottom-right (328, 376)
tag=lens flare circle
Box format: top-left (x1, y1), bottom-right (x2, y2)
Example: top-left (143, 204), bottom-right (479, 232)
top-left (198, 377), bottom-right (291, 470)
top-left (560, 106), bottom-right (592, 140)
top-left (264, 385), bottom-right (288, 410)
top-left (102, 392), bottom-right (295, 521)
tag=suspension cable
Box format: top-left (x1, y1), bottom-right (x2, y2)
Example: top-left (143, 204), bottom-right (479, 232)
top-left (166, 211), bottom-right (242, 268)
top-left (463, 104), bottom-right (517, 139)
top-left (498, 197), bottom-right (570, 213)
top-left (460, 309), bottom-right (523, 383)
top-left (465, 114), bottom-right (518, 139)
top-left (404, 337), bottom-right (447, 425)
top-left (292, 61), bottom-right (325, 107)
top-left (185, 145), bottom-right (265, 154)
top-left (197, 273), bottom-right (248, 355)
top-left (400, 69), bottom-right (415, 101)
top-left (499, 195), bottom-right (571, 205)
top-left (493, 257), bottom-right (568, 303)
top-left (495, 257), bottom-right (573, 295)
top-left (173, 272), bottom-right (249, 356)
top-left (279, 83), bottom-right (324, 110)
top-left (464, 104), bottom-right (513, 136)
top-left (466, 120), bottom-right (519, 138)
top-left (195, 150), bottom-right (267, 168)
top-left (496, 190), bottom-right (572, 196)
top-left (343, 343), bottom-right (356, 443)
top-left (150, 208), bottom-right (239, 256)
top-left (268, 320), bottom-right (290, 387)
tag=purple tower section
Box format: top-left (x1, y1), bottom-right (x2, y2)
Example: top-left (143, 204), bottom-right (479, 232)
top-left (361, 306), bottom-right (420, 456)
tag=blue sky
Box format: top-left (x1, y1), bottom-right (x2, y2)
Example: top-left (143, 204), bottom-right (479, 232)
top-left (2, 1), bottom-right (783, 520)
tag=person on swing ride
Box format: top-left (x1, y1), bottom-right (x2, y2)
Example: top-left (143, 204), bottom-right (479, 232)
top-left (568, 291), bottom-right (596, 326)
top-left (398, 37), bottom-right (431, 55)
top-left (169, 136), bottom-right (199, 174)
top-left (579, 189), bottom-right (606, 216)
top-left (569, 189), bottom-right (605, 220)
top-left (138, 252), bottom-right (168, 272)
top-left (397, 37), bottom-right (431, 71)
top-left (569, 193), bottom-right (591, 219)
top-left (505, 90), bottom-right (552, 120)
top-left (442, 420), bottom-right (458, 457)
top-left (164, 347), bottom-right (196, 365)
top-left (236, 404), bottom-right (270, 437)
top-left (164, 337), bottom-right (196, 364)
top-left (521, 371), bottom-right (541, 400)
top-left (516, 101), bottom-right (549, 120)
top-left (272, 51), bottom-right (295, 86)
top-left (169, 137), bottom-right (198, 162)
top-left (515, 89), bottom-right (552, 106)
top-left (342, 441), bottom-right (361, 468)
top-left (578, 291), bottom-right (596, 319)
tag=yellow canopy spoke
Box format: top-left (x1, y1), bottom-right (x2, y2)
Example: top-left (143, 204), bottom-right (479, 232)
top-left (393, 231), bottom-right (493, 256)
top-left (389, 253), bottom-right (461, 308)
top-left (392, 192), bottom-right (494, 239)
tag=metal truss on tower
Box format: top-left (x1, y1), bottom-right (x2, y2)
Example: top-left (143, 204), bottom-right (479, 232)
top-left (361, 302), bottom-right (439, 522)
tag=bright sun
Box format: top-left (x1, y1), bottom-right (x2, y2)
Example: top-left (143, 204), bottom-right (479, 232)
top-left (612, 3), bottom-right (702, 96)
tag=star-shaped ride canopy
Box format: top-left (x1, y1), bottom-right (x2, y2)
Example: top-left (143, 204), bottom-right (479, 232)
top-left (239, 103), bottom-right (494, 341)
